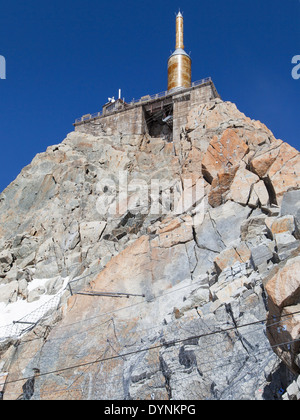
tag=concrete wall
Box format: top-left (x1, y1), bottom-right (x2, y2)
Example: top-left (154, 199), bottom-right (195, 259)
top-left (74, 81), bottom-right (220, 143)
top-left (172, 82), bottom-right (218, 142)
top-left (75, 106), bottom-right (146, 137)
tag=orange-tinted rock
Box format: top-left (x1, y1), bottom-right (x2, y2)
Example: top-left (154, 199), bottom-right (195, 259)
top-left (234, 126), bottom-right (276, 150)
top-left (158, 218), bottom-right (181, 234)
top-left (250, 142), bottom-right (300, 204)
top-left (181, 146), bottom-right (204, 181)
top-left (281, 304), bottom-right (300, 341)
top-left (225, 165), bottom-right (259, 205)
top-left (267, 142), bottom-right (298, 178)
top-left (214, 248), bottom-right (241, 273)
top-left (269, 155), bottom-right (300, 202)
top-left (271, 215), bottom-right (298, 237)
top-left (248, 180), bottom-right (269, 207)
top-left (202, 129), bottom-right (249, 182)
top-left (208, 166), bottom-right (238, 207)
top-left (265, 256), bottom-right (300, 309)
top-left (265, 256), bottom-right (300, 372)
top-left (250, 145), bottom-right (281, 178)
top-left (152, 217), bottom-right (193, 248)
top-left (214, 242), bottom-right (251, 273)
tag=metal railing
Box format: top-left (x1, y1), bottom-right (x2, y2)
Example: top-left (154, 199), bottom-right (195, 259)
top-left (74, 77), bottom-right (212, 124)
top-left (0, 266), bottom-right (147, 343)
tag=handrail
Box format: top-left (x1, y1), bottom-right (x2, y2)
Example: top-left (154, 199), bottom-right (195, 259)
top-left (74, 77), bottom-right (212, 124)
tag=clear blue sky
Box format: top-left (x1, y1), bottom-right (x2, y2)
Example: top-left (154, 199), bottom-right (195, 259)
top-left (0, 0), bottom-right (299, 193)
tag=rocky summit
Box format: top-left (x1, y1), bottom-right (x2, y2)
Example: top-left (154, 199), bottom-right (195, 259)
top-left (0, 98), bottom-right (300, 400)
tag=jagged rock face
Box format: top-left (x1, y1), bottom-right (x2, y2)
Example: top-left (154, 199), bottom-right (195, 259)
top-left (0, 99), bottom-right (299, 400)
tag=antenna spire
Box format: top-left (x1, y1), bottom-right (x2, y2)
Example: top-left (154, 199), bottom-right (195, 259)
top-left (175, 10), bottom-right (184, 49)
top-left (168, 10), bottom-right (191, 91)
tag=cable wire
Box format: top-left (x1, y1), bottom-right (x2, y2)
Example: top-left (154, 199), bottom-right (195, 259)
top-left (2, 309), bottom-right (300, 389)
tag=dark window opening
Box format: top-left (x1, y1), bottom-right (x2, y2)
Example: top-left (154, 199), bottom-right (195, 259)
top-left (144, 104), bottom-right (173, 142)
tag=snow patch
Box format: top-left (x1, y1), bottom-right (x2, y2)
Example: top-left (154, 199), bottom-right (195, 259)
top-left (27, 277), bottom-right (51, 293)
top-left (0, 277), bottom-right (69, 341)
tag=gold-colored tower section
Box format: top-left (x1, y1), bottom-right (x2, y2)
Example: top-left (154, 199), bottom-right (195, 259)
top-left (168, 12), bottom-right (192, 91)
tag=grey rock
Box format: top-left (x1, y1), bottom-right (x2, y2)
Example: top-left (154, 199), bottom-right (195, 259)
top-left (218, 261), bottom-right (252, 284)
top-left (0, 281), bottom-right (18, 304)
top-left (63, 230), bottom-right (80, 252)
top-left (27, 287), bottom-right (46, 303)
top-left (13, 237), bottom-right (38, 260)
top-left (18, 278), bottom-right (28, 300)
top-left (250, 243), bottom-right (274, 270)
top-left (17, 252), bottom-right (36, 270)
top-left (193, 247), bottom-right (216, 278)
top-left (34, 258), bottom-right (60, 280)
top-left (286, 380), bottom-right (299, 399)
top-left (0, 100), bottom-right (299, 401)
top-left (79, 221), bottom-right (107, 247)
top-left (209, 201), bottom-right (252, 248)
top-left (0, 249), bottom-right (13, 275)
top-left (281, 190), bottom-right (300, 231)
top-left (194, 213), bottom-right (224, 253)
top-left (240, 214), bottom-right (267, 241)
top-left (0, 249), bottom-right (13, 266)
top-left (274, 232), bottom-right (299, 261)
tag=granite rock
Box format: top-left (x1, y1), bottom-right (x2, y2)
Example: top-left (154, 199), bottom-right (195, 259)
top-left (0, 98), bottom-right (299, 400)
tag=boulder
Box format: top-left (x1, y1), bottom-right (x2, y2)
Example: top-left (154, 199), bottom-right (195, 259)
top-left (210, 276), bottom-right (247, 303)
top-left (249, 142), bottom-right (300, 205)
top-left (267, 143), bottom-right (300, 202)
top-left (270, 215), bottom-right (299, 238)
top-left (208, 166), bottom-right (238, 207)
top-left (0, 281), bottom-right (19, 304)
top-left (12, 237), bottom-right (38, 260)
top-left (241, 214), bottom-right (267, 241)
top-left (202, 128), bottom-right (249, 182)
top-left (214, 243), bottom-right (251, 273)
top-left (209, 201), bottom-right (251, 248)
top-left (27, 287), bottom-right (46, 303)
top-left (79, 221), bottom-right (107, 246)
top-left (250, 146), bottom-right (281, 178)
top-left (248, 180), bottom-right (269, 208)
top-left (193, 247), bottom-right (217, 278)
top-left (265, 257), bottom-right (300, 373)
top-left (151, 217), bottom-right (193, 248)
top-left (274, 232), bottom-right (299, 261)
top-left (34, 258), bottom-right (60, 280)
top-left (265, 256), bottom-right (300, 309)
top-left (250, 242), bottom-right (274, 271)
top-left (0, 249), bottom-right (13, 273)
top-left (194, 212), bottom-right (225, 253)
top-left (267, 142), bottom-right (298, 178)
top-left (18, 278), bottom-right (28, 300)
top-left (225, 165), bottom-right (259, 206)
top-left (281, 190), bottom-right (300, 231)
